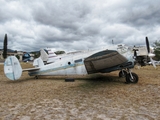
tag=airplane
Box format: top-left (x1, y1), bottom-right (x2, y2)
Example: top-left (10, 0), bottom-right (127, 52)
top-left (22, 52), bottom-right (34, 62)
top-left (3, 36), bottom-right (155, 84)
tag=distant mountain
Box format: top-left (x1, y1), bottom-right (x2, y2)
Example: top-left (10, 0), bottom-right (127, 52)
top-left (8, 49), bottom-right (16, 52)
top-left (0, 49), bottom-right (15, 53)
top-left (29, 50), bottom-right (40, 54)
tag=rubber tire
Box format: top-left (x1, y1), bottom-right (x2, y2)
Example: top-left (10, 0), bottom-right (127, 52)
top-left (119, 70), bottom-right (127, 77)
top-left (35, 76), bottom-right (38, 79)
top-left (65, 78), bottom-right (75, 82)
top-left (126, 72), bottom-right (138, 83)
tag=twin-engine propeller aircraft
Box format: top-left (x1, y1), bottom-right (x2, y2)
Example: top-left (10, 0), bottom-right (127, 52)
top-left (4, 37), bottom-right (155, 83)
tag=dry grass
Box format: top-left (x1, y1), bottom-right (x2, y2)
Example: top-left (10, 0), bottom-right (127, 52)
top-left (0, 63), bottom-right (160, 119)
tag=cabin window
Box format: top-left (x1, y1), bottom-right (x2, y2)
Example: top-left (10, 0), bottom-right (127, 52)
top-left (23, 53), bottom-right (30, 57)
top-left (75, 59), bottom-right (82, 63)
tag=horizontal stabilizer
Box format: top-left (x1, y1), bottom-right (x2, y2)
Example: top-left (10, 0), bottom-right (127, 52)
top-left (23, 67), bottom-right (40, 72)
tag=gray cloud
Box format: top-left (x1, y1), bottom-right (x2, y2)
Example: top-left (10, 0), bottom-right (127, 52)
top-left (0, 0), bottom-right (160, 52)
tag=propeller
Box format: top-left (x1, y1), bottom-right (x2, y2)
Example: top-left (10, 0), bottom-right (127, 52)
top-left (145, 37), bottom-right (156, 68)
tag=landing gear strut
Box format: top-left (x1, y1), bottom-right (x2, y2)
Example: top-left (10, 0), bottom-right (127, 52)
top-left (125, 69), bottom-right (138, 83)
top-left (119, 70), bottom-right (127, 77)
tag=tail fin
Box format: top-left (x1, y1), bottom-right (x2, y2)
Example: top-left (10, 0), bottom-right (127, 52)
top-left (40, 48), bottom-right (57, 64)
top-left (40, 49), bottom-right (48, 62)
top-left (4, 56), bottom-right (22, 80)
top-left (33, 57), bottom-right (44, 67)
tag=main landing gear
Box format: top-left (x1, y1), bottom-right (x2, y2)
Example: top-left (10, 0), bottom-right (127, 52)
top-left (119, 69), bottom-right (138, 83)
top-left (34, 76), bottom-right (39, 79)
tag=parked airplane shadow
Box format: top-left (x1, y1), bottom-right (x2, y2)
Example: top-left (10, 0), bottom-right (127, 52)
top-left (4, 73), bottom-right (126, 85)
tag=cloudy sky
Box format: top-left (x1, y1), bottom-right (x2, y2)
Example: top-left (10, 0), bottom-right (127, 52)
top-left (0, 0), bottom-right (160, 52)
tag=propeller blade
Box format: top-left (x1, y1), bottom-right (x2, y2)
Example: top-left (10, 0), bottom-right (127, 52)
top-left (150, 58), bottom-right (156, 68)
top-left (146, 37), bottom-right (150, 53)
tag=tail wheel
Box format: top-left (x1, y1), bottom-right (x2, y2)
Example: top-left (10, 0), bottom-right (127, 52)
top-left (119, 70), bottom-right (127, 77)
top-left (126, 72), bottom-right (138, 83)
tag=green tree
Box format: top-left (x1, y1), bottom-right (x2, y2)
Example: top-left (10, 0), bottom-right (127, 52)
top-left (3, 34), bottom-right (8, 59)
top-left (16, 55), bottom-right (20, 60)
top-left (34, 52), bottom-right (40, 58)
top-left (153, 40), bottom-right (160, 60)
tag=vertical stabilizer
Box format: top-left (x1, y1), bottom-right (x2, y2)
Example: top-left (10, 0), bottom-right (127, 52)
top-left (40, 49), bottom-right (48, 62)
top-left (33, 57), bottom-right (44, 67)
top-left (4, 56), bottom-right (22, 80)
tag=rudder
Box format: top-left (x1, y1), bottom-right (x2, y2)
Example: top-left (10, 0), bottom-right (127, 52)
top-left (4, 56), bottom-right (22, 80)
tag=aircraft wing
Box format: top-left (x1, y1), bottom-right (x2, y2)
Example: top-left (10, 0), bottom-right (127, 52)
top-left (22, 67), bottom-right (40, 72)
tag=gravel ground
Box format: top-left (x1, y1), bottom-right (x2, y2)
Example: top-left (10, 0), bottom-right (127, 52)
top-left (0, 63), bottom-right (160, 120)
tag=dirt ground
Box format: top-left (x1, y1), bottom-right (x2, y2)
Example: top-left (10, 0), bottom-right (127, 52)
top-left (0, 63), bottom-right (160, 120)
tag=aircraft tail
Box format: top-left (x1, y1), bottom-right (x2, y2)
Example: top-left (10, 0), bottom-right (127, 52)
top-left (33, 57), bottom-right (44, 67)
top-left (47, 48), bottom-right (57, 58)
top-left (4, 56), bottom-right (22, 80)
top-left (40, 48), bottom-right (57, 63)
top-left (40, 49), bottom-right (48, 62)
top-left (46, 48), bottom-right (57, 63)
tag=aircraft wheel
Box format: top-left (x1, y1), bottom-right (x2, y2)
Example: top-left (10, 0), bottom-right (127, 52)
top-left (119, 70), bottom-right (127, 77)
top-left (65, 78), bottom-right (75, 82)
top-left (35, 76), bottom-right (38, 79)
top-left (126, 72), bottom-right (138, 83)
